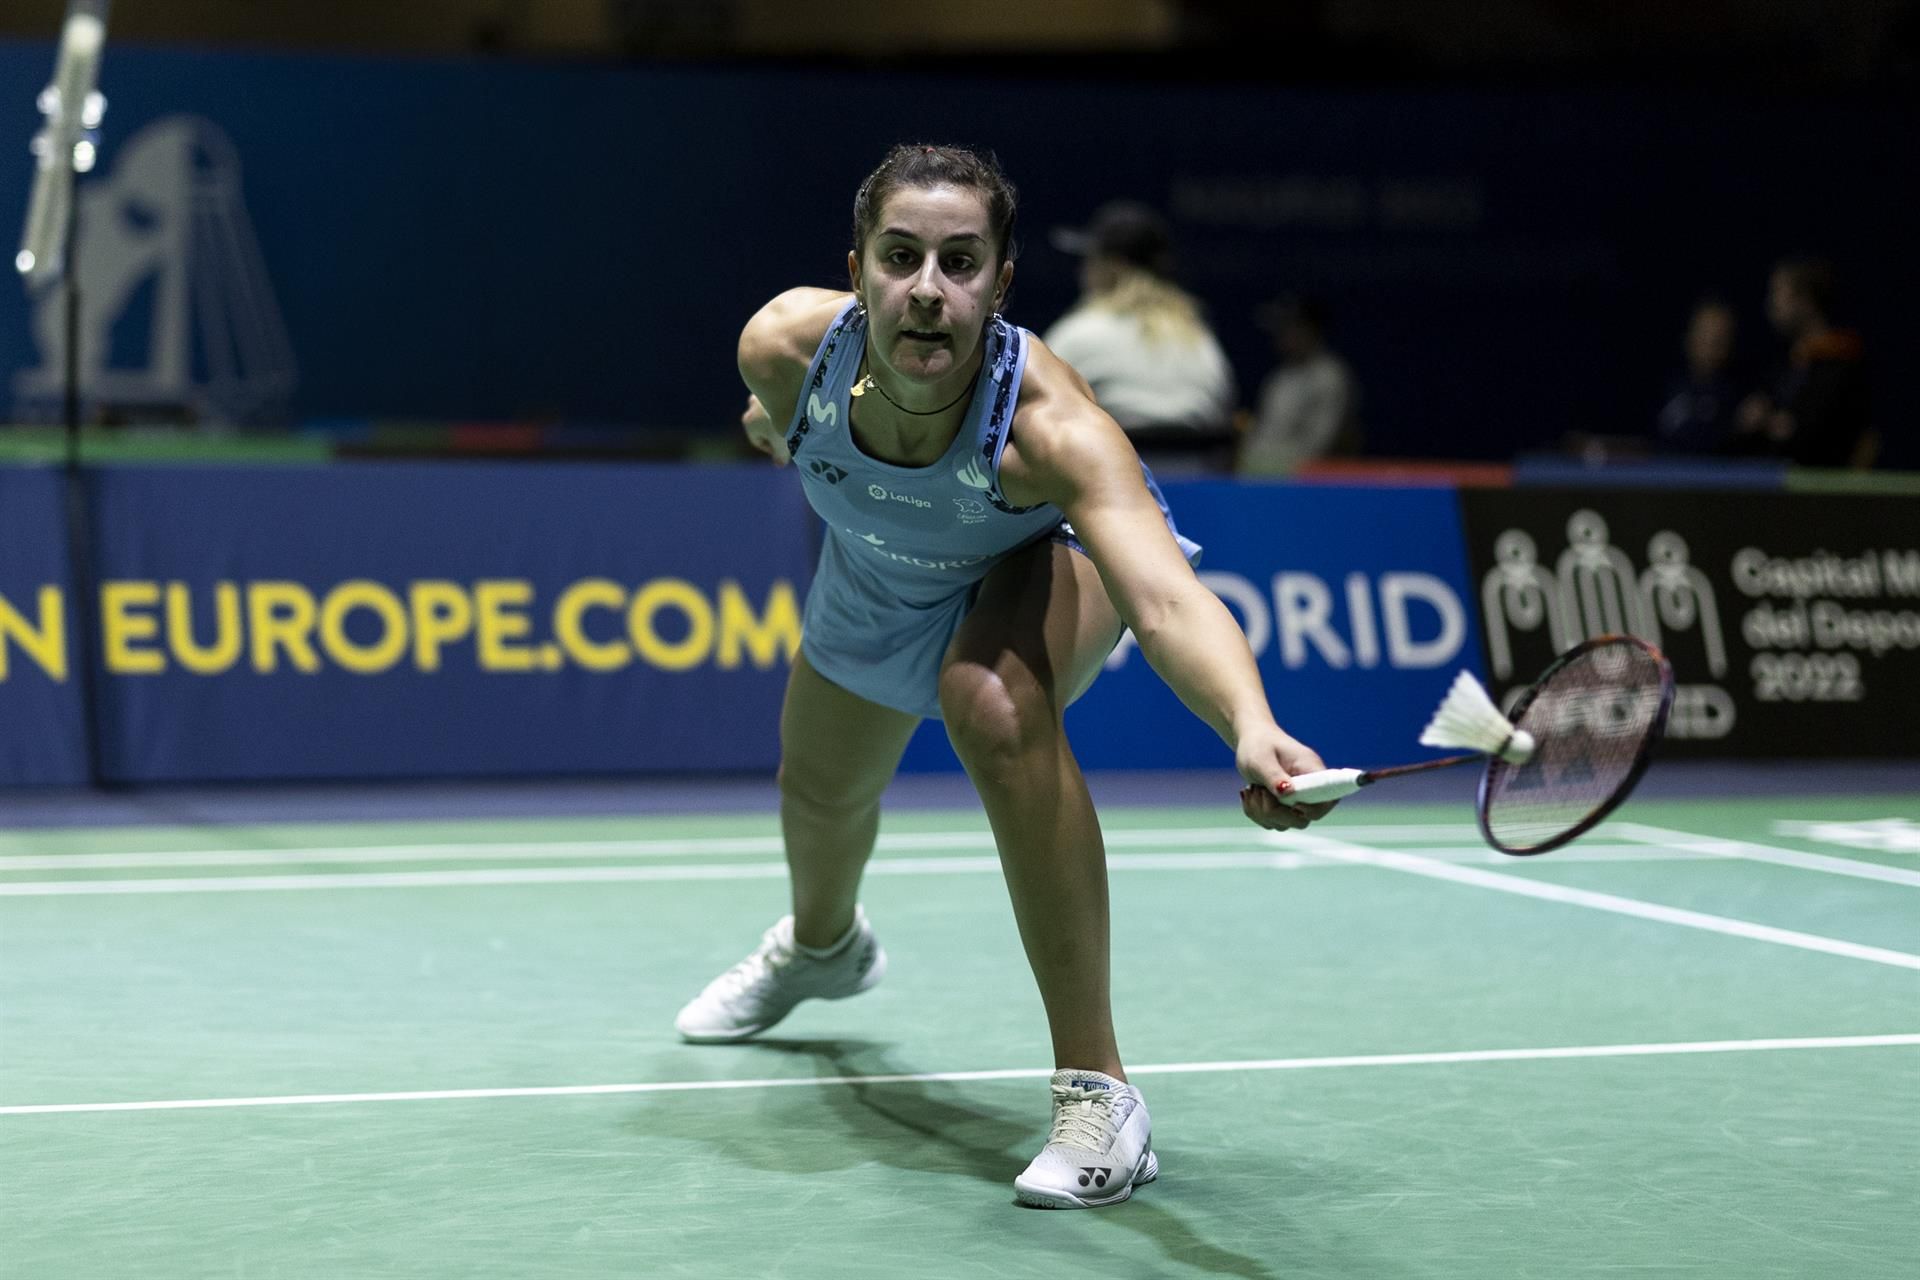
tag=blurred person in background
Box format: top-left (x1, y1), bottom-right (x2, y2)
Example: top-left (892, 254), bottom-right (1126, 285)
top-left (1734, 258), bottom-right (1872, 467)
top-left (1652, 297), bottom-right (1741, 454)
top-left (1043, 201), bottom-right (1237, 474)
top-left (1238, 295), bottom-right (1358, 476)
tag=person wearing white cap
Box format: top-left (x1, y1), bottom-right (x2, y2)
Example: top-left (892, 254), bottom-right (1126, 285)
top-left (1043, 201), bottom-right (1238, 473)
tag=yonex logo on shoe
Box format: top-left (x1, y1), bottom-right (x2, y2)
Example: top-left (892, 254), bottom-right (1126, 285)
top-left (1077, 1167), bottom-right (1111, 1188)
top-left (1070, 1078), bottom-right (1113, 1091)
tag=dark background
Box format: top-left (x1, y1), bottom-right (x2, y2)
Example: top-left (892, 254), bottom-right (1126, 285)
top-left (3, 1), bottom-right (1915, 464)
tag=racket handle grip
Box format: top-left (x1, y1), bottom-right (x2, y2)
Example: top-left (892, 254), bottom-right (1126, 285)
top-left (1282, 768), bottom-right (1366, 804)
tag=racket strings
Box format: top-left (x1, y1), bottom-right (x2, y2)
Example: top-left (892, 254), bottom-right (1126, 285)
top-left (1481, 640), bottom-right (1670, 854)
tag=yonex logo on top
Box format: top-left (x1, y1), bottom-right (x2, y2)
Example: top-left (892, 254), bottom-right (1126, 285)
top-left (808, 460), bottom-right (847, 484)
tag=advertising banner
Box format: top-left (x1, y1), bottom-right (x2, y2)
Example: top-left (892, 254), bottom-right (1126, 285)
top-left (0, 466), bottom-right (88, 785)
top-left (84, 463), bottom-right (812, 782)
top-left (901, 482), bottom-right (1486, 773)
top-left (1459, 489), bottom-right (1920, 757)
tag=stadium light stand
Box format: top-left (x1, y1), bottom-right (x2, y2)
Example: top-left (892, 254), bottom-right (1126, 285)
top-left (17, 1), bottom-right (110, 286)
top-left (16, 1), bottom-right (112, 789)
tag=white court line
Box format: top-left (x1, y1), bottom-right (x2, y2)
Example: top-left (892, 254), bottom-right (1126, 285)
top-left (0, 824), bottom-right (1685, 879)
top-left (4, 1033), bottom-right (1913, 1118)
top-left (1613, 823), bottom-right (1920, 890)
top-left (0, 823), bottom-right (1494, 873)
top-left (0, 827), bottom-right (1259, 872)
top-left (0, 851), bottom-right (1312, 896)
top-left (0, 845), bottom-right (1702, 897)
top-left (1293, 835), bottom-right (1920, 972)
top-left (1267, 824), bottom-right (1485, 844)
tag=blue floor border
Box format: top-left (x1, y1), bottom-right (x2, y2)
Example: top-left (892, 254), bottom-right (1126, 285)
top-left (0, 762), bottom-right (1914, 830)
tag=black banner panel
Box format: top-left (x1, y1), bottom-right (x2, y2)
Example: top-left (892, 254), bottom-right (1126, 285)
top-left (1459, 490), bottom-right (1920, 758)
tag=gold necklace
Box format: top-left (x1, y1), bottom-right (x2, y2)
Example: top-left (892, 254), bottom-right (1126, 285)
top-left (852, 361), bottom-right (974, 417)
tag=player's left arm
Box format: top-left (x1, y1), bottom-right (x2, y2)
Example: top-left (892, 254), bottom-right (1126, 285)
top-left (1001, 342), bottom-right (1333, 825)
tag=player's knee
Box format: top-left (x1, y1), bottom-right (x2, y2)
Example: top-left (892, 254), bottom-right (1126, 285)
top-left (778, 756), bottom-right (879, 815)
top-left (779, 733), bottom-right (883, 806)
top-left (939, 661), bottom-right (1053, 765)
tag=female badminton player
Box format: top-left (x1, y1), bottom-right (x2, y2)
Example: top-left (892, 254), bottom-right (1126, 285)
top-left (674, 144), bottom-right (1334, 1209)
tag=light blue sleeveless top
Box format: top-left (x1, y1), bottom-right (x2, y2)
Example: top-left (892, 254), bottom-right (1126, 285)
top-left (784, 298), bottom-right (1199, 719)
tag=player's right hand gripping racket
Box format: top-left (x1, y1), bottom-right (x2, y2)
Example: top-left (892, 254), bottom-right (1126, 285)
top-left (1282, 635), bottom-right (1676, 855)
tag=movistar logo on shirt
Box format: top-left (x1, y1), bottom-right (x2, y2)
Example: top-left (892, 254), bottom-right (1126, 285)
top-left (807, 393), bottom-right (838, 427)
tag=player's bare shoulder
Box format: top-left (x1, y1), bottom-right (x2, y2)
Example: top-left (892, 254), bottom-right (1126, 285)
top-left (1001, 333), bottom-right (1132, 504)
top-left (739, 288), bottom-right (852, 396)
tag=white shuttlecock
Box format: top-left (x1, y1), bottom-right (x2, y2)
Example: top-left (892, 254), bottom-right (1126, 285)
top-left (1420, 671), bottom-right (1535, 764)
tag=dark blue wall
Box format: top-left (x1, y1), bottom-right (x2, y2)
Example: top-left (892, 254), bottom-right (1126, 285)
top-left (3, 43), bottom-right (1914, 460)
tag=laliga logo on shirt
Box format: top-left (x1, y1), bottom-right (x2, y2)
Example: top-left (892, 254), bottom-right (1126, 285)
top-left (866, 484), bottom-right (931, 510)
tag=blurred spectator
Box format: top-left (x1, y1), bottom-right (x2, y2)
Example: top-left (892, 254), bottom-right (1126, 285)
top-left (1734, 258), bottom-right (1872, 467)
top-left (1044, 201), bottom-right (1237, 472)
top-left (1238, 295), bottom-right (1358, 476)
top-left (1652, 297), bottom-right (1740, 454)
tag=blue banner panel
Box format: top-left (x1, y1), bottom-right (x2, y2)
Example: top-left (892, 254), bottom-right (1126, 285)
top-left (0, 466), bottom-right (87, 785)
top-left (900, 482), bottom-right (1483, 774)
top-left (87, 463), bottom-right (812, 782)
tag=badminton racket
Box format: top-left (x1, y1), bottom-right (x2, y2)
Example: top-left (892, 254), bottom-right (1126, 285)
top-left (1275, 635), bottom-right (1675, 855)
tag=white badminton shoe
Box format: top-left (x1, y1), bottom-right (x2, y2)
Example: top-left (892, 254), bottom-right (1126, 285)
top-left (673, 908), bottom-right (885, 1043)
top-left (1013, 1069), bottom-right (1158, 1209)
